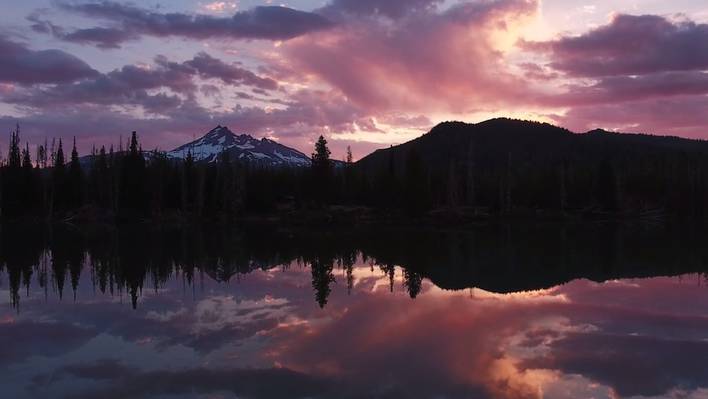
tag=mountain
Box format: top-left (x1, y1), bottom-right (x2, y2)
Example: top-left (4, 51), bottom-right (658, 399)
top-left (167, 125), bottom-right (311, 167)
top-left (356, 118), bottom-right (708, 173)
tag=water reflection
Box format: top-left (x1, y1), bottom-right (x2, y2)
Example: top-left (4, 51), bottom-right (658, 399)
top-left (1, 224), bottom-right (708, 398)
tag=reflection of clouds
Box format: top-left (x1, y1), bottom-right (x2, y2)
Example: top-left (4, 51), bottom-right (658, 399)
top-left (191, 295), bottom-right (292, 334)
top-left (267, 290), bottom-right (548, 398)
top-left (459, 286), bottom-right (570, 304)
top-left (521, 332), bottom-right (708, 398)
top-left (42, 359), bottom-right (336, 399)
top-left (3, 265), bottom-right (708, 398)
top-left (0, 321), bottom-right (96, 368)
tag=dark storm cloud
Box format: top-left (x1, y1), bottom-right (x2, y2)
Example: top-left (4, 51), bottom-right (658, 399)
top-left (525, 14), bottom-right (708, 77)
top-left (0, 35), bottom-right (98, 84)
top-left (45, 1), bottom-right (332, 48)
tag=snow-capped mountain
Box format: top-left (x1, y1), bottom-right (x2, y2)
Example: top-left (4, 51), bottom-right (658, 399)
top-left (168, 126), bottom-right (311, 167)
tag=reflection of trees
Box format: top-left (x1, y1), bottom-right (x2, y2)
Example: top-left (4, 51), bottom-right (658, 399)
top-left (403, 269), bottom-right (422, 299)
top-left (338, 251), bottom-right (356, 295)
top-left (311, 257), bottom-right (335, 308)
top-left (3, 224), bottom-right (708, 310)
top-left (379, 263), bottom-right (396, 293)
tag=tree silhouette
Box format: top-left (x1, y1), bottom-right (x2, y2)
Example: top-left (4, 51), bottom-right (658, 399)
top-left (311, 257), bottom-right (335, 308)
top-left (69, 137), bottom-right (83, 209)
top-left (8, 124), bottom-right (21, 169)
top-left (311, 135), bottom-right (332, 205)
top-left (312, 135), bottom-right (331, 170)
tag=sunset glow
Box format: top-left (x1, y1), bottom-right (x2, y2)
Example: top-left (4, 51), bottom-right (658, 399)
top-left (2, 0), bottom-right (708, 158)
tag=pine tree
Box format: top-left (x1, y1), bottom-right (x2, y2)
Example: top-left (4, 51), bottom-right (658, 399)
top-left (22, 143), bottom-right (31, 170)
top-left (8, 124), bottom-right (21, 169)
top-left (52, 139), bottom-right (66, 215)
top-left (312, 135), bottom-right (331, 171)
top-left (311, 136), bottom-right (332, 205)
top-left (129, 131), bottom-right (139, 156)
top-left (69, 137), bottom-right (83, 209)
top-left (121, 131), bottom-right (146, 217)
top-left (55, 140), bottom-right (65, 170)
top-left (346, 146), bottom-right (353, 164)
top-left (93, 146), bottom-right (109, 208)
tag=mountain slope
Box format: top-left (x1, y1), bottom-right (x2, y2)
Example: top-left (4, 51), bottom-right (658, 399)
top-left (356, 118), bottom-right (708, 173)
top-left (168, 125), bottom-right (311, 167)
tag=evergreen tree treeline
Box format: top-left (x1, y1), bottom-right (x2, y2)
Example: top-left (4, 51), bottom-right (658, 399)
top-left (5, 119), bottom-right (708, 222)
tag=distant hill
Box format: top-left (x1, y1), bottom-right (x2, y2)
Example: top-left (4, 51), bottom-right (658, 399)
top-left (354, 118), bottom-right (708, 215)
top-left (168, 125), bottom-right (311, 167)
top-left (357, 118), bottom-right (708, 172)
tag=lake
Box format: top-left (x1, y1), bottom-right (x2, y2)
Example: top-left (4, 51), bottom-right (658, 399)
top-left (1, 224), bottom-right (707, 398)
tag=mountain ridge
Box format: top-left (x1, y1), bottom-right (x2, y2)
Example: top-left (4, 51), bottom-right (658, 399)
top-left (357, 117), bottom-right (708, 172)
top-left (167, 125), bottom-right (311, 167)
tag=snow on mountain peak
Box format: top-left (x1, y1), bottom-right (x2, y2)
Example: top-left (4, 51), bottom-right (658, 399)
top-left (167, 126), bottom-right (311, 167)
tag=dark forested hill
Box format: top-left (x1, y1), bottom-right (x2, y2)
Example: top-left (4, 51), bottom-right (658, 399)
top-left (357, 118), bottom-right (708, 173)
top-left (355, 118), bottom-right (708, 216)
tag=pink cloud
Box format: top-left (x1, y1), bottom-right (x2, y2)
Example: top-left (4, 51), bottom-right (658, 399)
top-left (284, 0), bottom-right (539, 114)
top-left (524, 14), bottom-right (708, 77)
top-left (555, 95), bottom-right (708, 137)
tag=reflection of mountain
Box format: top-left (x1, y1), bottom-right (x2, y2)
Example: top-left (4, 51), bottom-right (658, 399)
top-left (2, 224), bottom-right (707, 309)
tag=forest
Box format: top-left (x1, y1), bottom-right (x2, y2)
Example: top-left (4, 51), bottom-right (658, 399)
top-left (3, 118), bottom-right (708, 223)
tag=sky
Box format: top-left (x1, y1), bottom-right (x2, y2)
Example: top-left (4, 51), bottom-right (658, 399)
top-left (1, 0), bottom-right (708, 159)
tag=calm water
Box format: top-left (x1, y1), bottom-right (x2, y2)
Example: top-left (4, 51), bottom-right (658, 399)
top-left (1, 224), bottom-right (708, 399)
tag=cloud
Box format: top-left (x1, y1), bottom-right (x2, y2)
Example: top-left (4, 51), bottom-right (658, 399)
top-left (51, 360), bottom-right (336, 399)
top-left (4, 52), bottom-right (277, 113)
top-left (0, 35), bottom-right (98, 84)
top-left (318, 0), bottom-right (444, 20)
top-left (180, 52), bottom-right (278, 90)
top-left (554, 95), bottom-right (708, 137)
top-left (284, 0), bottom-right (539, 114)
top-left (0, 86), bottom-right (373, 156)
top-left (0, 321), bottom-right (96, 367)
top-left (524, 14), bottom-right (708, 77)
top-left (48, 1), bottom-right (332, 48)
top-left (520, 13), bottom-right (708, 137)
top-left (28, 13), bottom-right (140, 49)
top-left (548, 71), bottom-right (708, 106)
top-left (520, 332), bottom-right (708, 397)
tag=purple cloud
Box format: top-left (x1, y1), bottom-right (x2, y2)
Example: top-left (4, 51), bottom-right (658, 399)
top-left (525, 14), bottom-right (708, 77)
top-left (555, 95), bottom-right (708, 138)
top-left (178, 52), bottom-right (278, 90)
top-left (318, 0), bottom-right (444, 19)
top-left (0, 35), bottom-right (98, 84)
top-left (548, 71), bottom-right (708, 106)
top-left (521, 332), bottom-right (708, 397)
top-left (4, 52), bottom-right (277, 113)
top-left (28, 13), bottom-right (139, 49)
top-left (54, 362), bottom-right (335, 399)
top-left (47, 1), bottom-right (332, 48)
